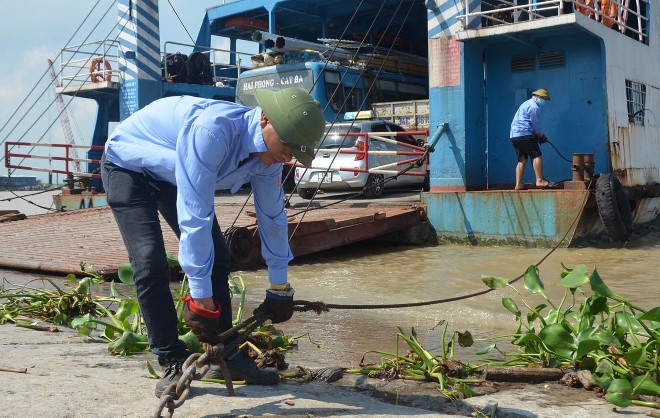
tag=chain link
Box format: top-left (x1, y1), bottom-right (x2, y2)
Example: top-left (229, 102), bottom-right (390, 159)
top-left (152, 312), bottom-right (273, 418)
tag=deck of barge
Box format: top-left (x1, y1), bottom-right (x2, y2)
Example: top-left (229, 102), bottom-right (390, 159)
top-left (0, 198), bottom-right (427, 277)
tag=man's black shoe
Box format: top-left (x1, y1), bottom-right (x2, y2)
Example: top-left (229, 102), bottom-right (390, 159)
top-left (205, 350), bottom-right (279, 385)
top-left (155, 358), bottom-right (185, 398)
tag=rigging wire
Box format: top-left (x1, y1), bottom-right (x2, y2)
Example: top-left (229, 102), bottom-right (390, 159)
top-left (287, 0), bottom-right (417, 239)
top-left (167, 0), bottom-right (196, 44)
top-left (222, 0), bottom-right (427, 247)
top-left (0, 0), bottom-right (118, 167)
top-left (7, 6), bottom-right (126, 171)
top-left (0, 0), bottom-right (114, 153)
top-left (224, 0), bottom-right (371, 232)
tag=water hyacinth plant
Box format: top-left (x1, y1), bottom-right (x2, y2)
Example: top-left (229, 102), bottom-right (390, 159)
top-left (480, 264), bottom-right (659, 408)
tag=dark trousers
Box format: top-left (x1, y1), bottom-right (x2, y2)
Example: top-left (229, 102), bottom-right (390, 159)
top-left (101, 155), bottom-right (233, 365)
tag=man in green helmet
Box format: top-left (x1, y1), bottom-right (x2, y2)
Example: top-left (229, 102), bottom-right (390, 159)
top-left (100, 87), bottom-right (325, 397)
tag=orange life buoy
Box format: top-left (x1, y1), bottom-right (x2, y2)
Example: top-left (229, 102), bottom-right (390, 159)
top-left (600, 0), bottom-right (618, 28)
top-left (89, 57), bottom-right (112, 83)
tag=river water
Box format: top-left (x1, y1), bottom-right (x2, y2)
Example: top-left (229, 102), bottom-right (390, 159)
top-left (1, 190), bottom-right (658, 369)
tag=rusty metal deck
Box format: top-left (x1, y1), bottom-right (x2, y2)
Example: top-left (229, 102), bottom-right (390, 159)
top-left (0, 202), bottom-right (426, 277)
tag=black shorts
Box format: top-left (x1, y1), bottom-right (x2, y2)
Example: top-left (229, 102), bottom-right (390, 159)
top-left (511, 136), bottom-right (542, 162)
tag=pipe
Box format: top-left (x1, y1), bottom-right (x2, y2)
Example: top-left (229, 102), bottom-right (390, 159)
top-left (426, 122), bottom-right (448, 152)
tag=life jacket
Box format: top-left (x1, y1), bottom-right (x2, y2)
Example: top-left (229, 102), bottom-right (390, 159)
top-left (575, 0), bottom-right (596, 18)
top-left (600, 0), bottom-right (618, 28)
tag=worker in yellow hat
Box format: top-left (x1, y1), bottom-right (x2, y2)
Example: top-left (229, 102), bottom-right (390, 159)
top-left (509, 88), bottom-right (558, 190)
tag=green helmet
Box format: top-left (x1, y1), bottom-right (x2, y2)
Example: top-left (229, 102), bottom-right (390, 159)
top-left (254, 87), bottom-right (325, 167)
top-left (532, 88), bottom-right (550, 100)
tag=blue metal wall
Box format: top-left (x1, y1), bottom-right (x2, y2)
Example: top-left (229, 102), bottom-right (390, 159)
top-left (483, 34), bottom-right (607, 187)
top-left (428, 31), bottom-right (608, 190)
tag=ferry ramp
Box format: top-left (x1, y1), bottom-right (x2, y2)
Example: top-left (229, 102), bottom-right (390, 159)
top-left (0, 191), bottom-right (427, 277)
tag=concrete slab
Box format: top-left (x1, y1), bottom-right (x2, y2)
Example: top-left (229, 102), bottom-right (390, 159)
top-left (0, 324), bottom-right (651, 418)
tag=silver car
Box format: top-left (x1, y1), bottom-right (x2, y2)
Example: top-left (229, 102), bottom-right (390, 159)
top-left (294, 121), bottom-right (428, 199)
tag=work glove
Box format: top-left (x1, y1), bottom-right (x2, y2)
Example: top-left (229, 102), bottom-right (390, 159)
top-left (181, 295), bottom-right (221, 344)
top-left (254, 284), bottom-right (295, 324)
top-left (538, 135), bottom-right (548, 144)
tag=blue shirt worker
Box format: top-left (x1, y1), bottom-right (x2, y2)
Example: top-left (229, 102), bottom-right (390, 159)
top-left (101, 87), bottom-right (325, 397)
top-left (509, 88), bottom-right (556, 190)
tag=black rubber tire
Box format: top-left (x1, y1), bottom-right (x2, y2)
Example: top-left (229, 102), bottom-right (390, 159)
top-left (297, 188), bottom-right (315, 200)
top-left (363, 174), bottom-right (385, 199)
top-left (595, 173), bottom-right (633, 241)
top-left (423, 172), bottom-right (430, 192)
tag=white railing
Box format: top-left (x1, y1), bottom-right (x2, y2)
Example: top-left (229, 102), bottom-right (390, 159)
top-left (463, 0), bottom-right (649, 44)
top-left (57, 39), bottom-right (253, 90)
top-left (59, 39), bottom-right (120, 87)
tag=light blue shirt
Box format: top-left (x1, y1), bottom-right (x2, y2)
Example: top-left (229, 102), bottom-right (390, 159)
top-left (105, 96), bottom-right (292, 298)
top-left (510, 97), bottom-right (541, 138)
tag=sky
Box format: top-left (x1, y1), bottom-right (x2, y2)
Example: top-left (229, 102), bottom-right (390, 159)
top-left (0, 0), bottom-right (223, 181)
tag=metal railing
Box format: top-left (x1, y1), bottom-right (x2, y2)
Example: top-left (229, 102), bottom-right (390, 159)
top-left (4, 142), bottom-right (103, 179)
top-left (462, 0), bottom-right (649, 44)
top-left (304, 130), bottom-right (430, 177)
top-left (59, 39), bottom-right (120, 87)
top-left (57, 39), bottom-right (253, 89)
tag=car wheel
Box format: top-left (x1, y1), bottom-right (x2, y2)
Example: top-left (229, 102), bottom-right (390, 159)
top-left (297, 188), bottom-right (315, 199)
top-left (363, 174), bottom-right (384, 198)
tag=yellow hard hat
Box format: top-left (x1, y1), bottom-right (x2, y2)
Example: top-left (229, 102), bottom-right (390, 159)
top-left (532, 88), bottom-right (550, 100)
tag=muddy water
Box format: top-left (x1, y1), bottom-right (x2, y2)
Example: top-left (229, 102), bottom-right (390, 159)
top-left (250, 229), bottom-right (660, 369)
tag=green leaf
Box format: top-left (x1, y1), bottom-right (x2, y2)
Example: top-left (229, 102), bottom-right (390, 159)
top-left (115, 299), bottom-right (139, 322)
top-left (107, 330), bottom-right (149, 355)
top-left (513, 332), bottom-right (542, 345)
top-left (615, 311), bottom-right (642, 334)
top-left (523, 265), bottom-right (544, 293)
top-left (397, 329), bottom-right (437, 371)
top-left (117, 263), bottom-right (135, 286)
top-left (638, 307), bottom-right (660, 322)
top-left (502, 297), bottom-right (521, 317)
top-left (558, 264), bottom-right (589, 288)
top-left (71, 313), bottom-right (94, 328)
top-left (545, 309), bottom-right (563, 324)
top-left (456, 331), bottom-right (474, 347)
top-left (146, 361), bottom-right (160, 379)
top-left (179, 330), bottom-right (202, 354)
top-left (575, 339), bottom-right (600, 359)
top-left (623, 347), bottom-right (647, 366)
top-left (109, 281), bottom-right (122, 298)
top-left (605, 379), bottom-right (632, 407)
top-left (165, 253), bottom-right (180, 268)
top-left (575, 327), bottom-right (598, 343)
top-left (481, 275), bottom-right (509, 290)
top-left (588, 296), bottom-right (609, 316)
top-left (631, 374), bottom-right (660, 396)
top-left (596, 329), bottom-right (620, 348)
top-left (475, 343), bottom-right (496, 355)
top-left (589, 267), bottom-right (614, 298)
top-left (538, 324), bottom-right (576, 358)
top-left (595, 359), bottom-right (614, 376)
top-left (579, 356), bottom-right (597, 371)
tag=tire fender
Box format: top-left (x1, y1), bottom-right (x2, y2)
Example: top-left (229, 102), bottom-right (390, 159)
top-left (595, 173), bottom-right (633, 241)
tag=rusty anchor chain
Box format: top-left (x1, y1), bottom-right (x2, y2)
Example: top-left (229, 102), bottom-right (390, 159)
top-left (153, 301), bottom-right (328, 418)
